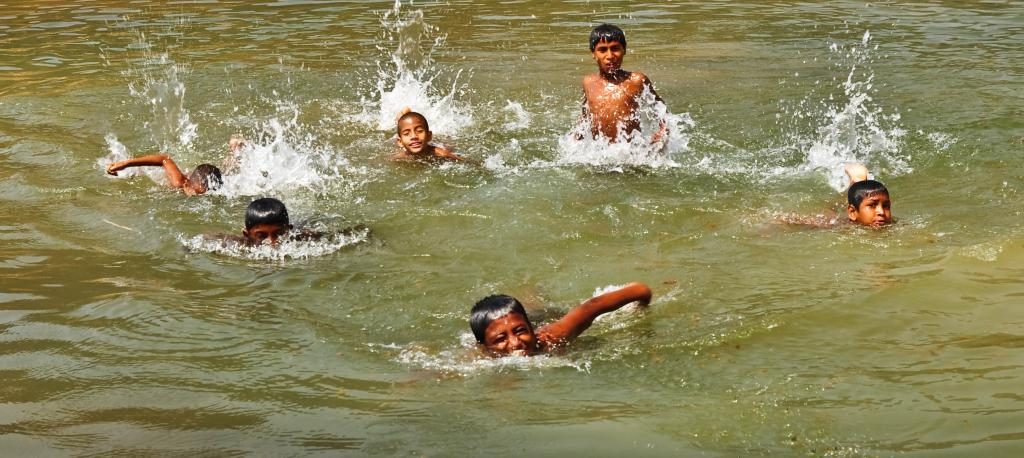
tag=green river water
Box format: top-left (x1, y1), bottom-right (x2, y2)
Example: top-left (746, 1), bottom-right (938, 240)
top-left (2, 1), bottom-right (1023, 455)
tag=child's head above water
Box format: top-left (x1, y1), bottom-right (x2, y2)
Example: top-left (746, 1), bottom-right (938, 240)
top-left (395, 111), bottom-right (432, 155)
top-left (188, 163), bottom-right (223, 194)
top-left (847, 179), bottom-right (892, 227)
top-left (470, 295), bottom-right (539, 356)
top-left (589, 23), bottom-right (626, 51)
top-left (243, 197), bottom-right (292, 245)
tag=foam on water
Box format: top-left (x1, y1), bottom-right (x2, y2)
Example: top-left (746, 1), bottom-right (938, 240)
top-left (353, 0), bottom-right (473, 136)
top-left (392, 335), bottom-right (591, 376)
top-left (179, 225), bottom-right (370, 261)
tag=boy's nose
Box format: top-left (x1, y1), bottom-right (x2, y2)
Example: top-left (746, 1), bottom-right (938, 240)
top-left (508, 334), bottom-right (524, 350)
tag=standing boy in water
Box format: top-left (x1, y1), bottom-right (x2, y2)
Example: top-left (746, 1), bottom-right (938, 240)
top-left (470, 282), bottom-right (652, 357)
top-left (581, 23), bottom-right (667, 144)
top-left (392, 108), bottom-right (465, 162)
top-left (106, 137), bottom-right (247, 195)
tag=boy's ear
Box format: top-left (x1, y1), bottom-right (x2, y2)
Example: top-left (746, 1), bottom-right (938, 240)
top-left (242, 229), bottom-right (250, 238)
top-left (847, 204), bottom-right (858, 222)
top-left (425, 130), bottom-right (433, 143)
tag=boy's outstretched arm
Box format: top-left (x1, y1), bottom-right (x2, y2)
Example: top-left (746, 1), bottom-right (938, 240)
top-left (106, 154), bottom-right (187, 189)
top-left (539, 282), bottom-right (652, 344)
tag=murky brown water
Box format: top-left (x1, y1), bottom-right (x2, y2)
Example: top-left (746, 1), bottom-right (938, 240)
top-left (2, 1), bottom-right (1023, 455)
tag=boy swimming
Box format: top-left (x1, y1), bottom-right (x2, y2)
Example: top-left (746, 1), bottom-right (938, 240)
top-left (214, 197), bottom-right (368, 248)
top-left (778, 164), bottom-right (894, 228)
top-left (581, 24), bottom-right (667, 144)
top-left (470, 282), bottom-right (652, 357)
top-left (105, 136), bottom-right (246, 195)
top-left (238, 197), bottom-right (293, 246)
top-left (392, 108), bottom-right (465, 162)
top-left (846, 176), bottom-right (892, 227)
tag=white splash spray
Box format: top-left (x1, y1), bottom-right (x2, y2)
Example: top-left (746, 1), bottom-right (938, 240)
top-left (796, 31), bottom-right (907, 190)
top-left (353, 0), bottom-right (473, 136)
top-left (553, 86), bottom-right (693, 170)
top-left (125, 53), bottom-right (198, 151)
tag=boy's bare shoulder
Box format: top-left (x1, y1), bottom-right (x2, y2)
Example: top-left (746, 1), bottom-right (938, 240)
top-left (431, 145), bottom-right (463, 160)
top-left (629, 71), bottom-right (652, 86)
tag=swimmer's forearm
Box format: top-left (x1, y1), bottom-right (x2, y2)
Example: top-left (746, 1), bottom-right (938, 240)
top-left (107, 154), bottom-right (169, 173)
top-left (548, 282), bottom-right (653, 341)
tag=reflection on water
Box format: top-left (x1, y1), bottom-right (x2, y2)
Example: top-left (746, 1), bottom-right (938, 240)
top-left (2, 0), bottom-right (1024, 456)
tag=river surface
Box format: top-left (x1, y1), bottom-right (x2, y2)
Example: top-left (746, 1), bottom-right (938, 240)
top-left (2, 1), bottom-right (1024, 455)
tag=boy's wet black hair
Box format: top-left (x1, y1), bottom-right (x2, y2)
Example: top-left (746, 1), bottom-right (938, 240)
top-left (396, 111), bottom-right (429, 134)
top-left (470, 295), bottom-right (531, 343)
top-left (589, 23), bottom-right (627, 51)
top-left (847, 180), bottom-right (889, 208)
top-left (189, 163), bottom-right (223, 191)
top-left (245, 197), bottom-right (290, 230)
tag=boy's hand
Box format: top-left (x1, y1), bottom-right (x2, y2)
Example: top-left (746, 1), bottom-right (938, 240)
top-left (106, 162), bottom-right (121, 176)
top-left (844, 163), bottom-right (869, 185)
top-left (396, 106), bottom-right (412, 121)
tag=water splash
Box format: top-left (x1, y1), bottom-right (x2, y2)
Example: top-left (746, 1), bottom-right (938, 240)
top-left (502, 100), bottom-right (532, 130)
top-left (553, 86), bottom-right (693, 170)
top-left (353, 0), bottom-right (473, 135)
top-left (125, 53), bottom-right (198, 152)
top-left (179, 226), bottom-right (370, 261)
top-left (215, 111), bottom-right (347, 198)
top-left (786, 31), bottom-right (907, 190)
top-left (104, 32), bottom-right (360, 199)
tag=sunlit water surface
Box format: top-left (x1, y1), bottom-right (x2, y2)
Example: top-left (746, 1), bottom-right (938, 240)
top-left (2, 1), bottom-right (1024, 455)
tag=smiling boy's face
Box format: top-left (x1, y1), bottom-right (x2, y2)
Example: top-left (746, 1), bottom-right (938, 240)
top-left (591, 38), bottom-right (626, 74)
top-left (848, 192), bottom-right (892, 227)
top-left (482, 312), bottom-right (539, 356)
top-left (396, 116), bottom-right (432, 154)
